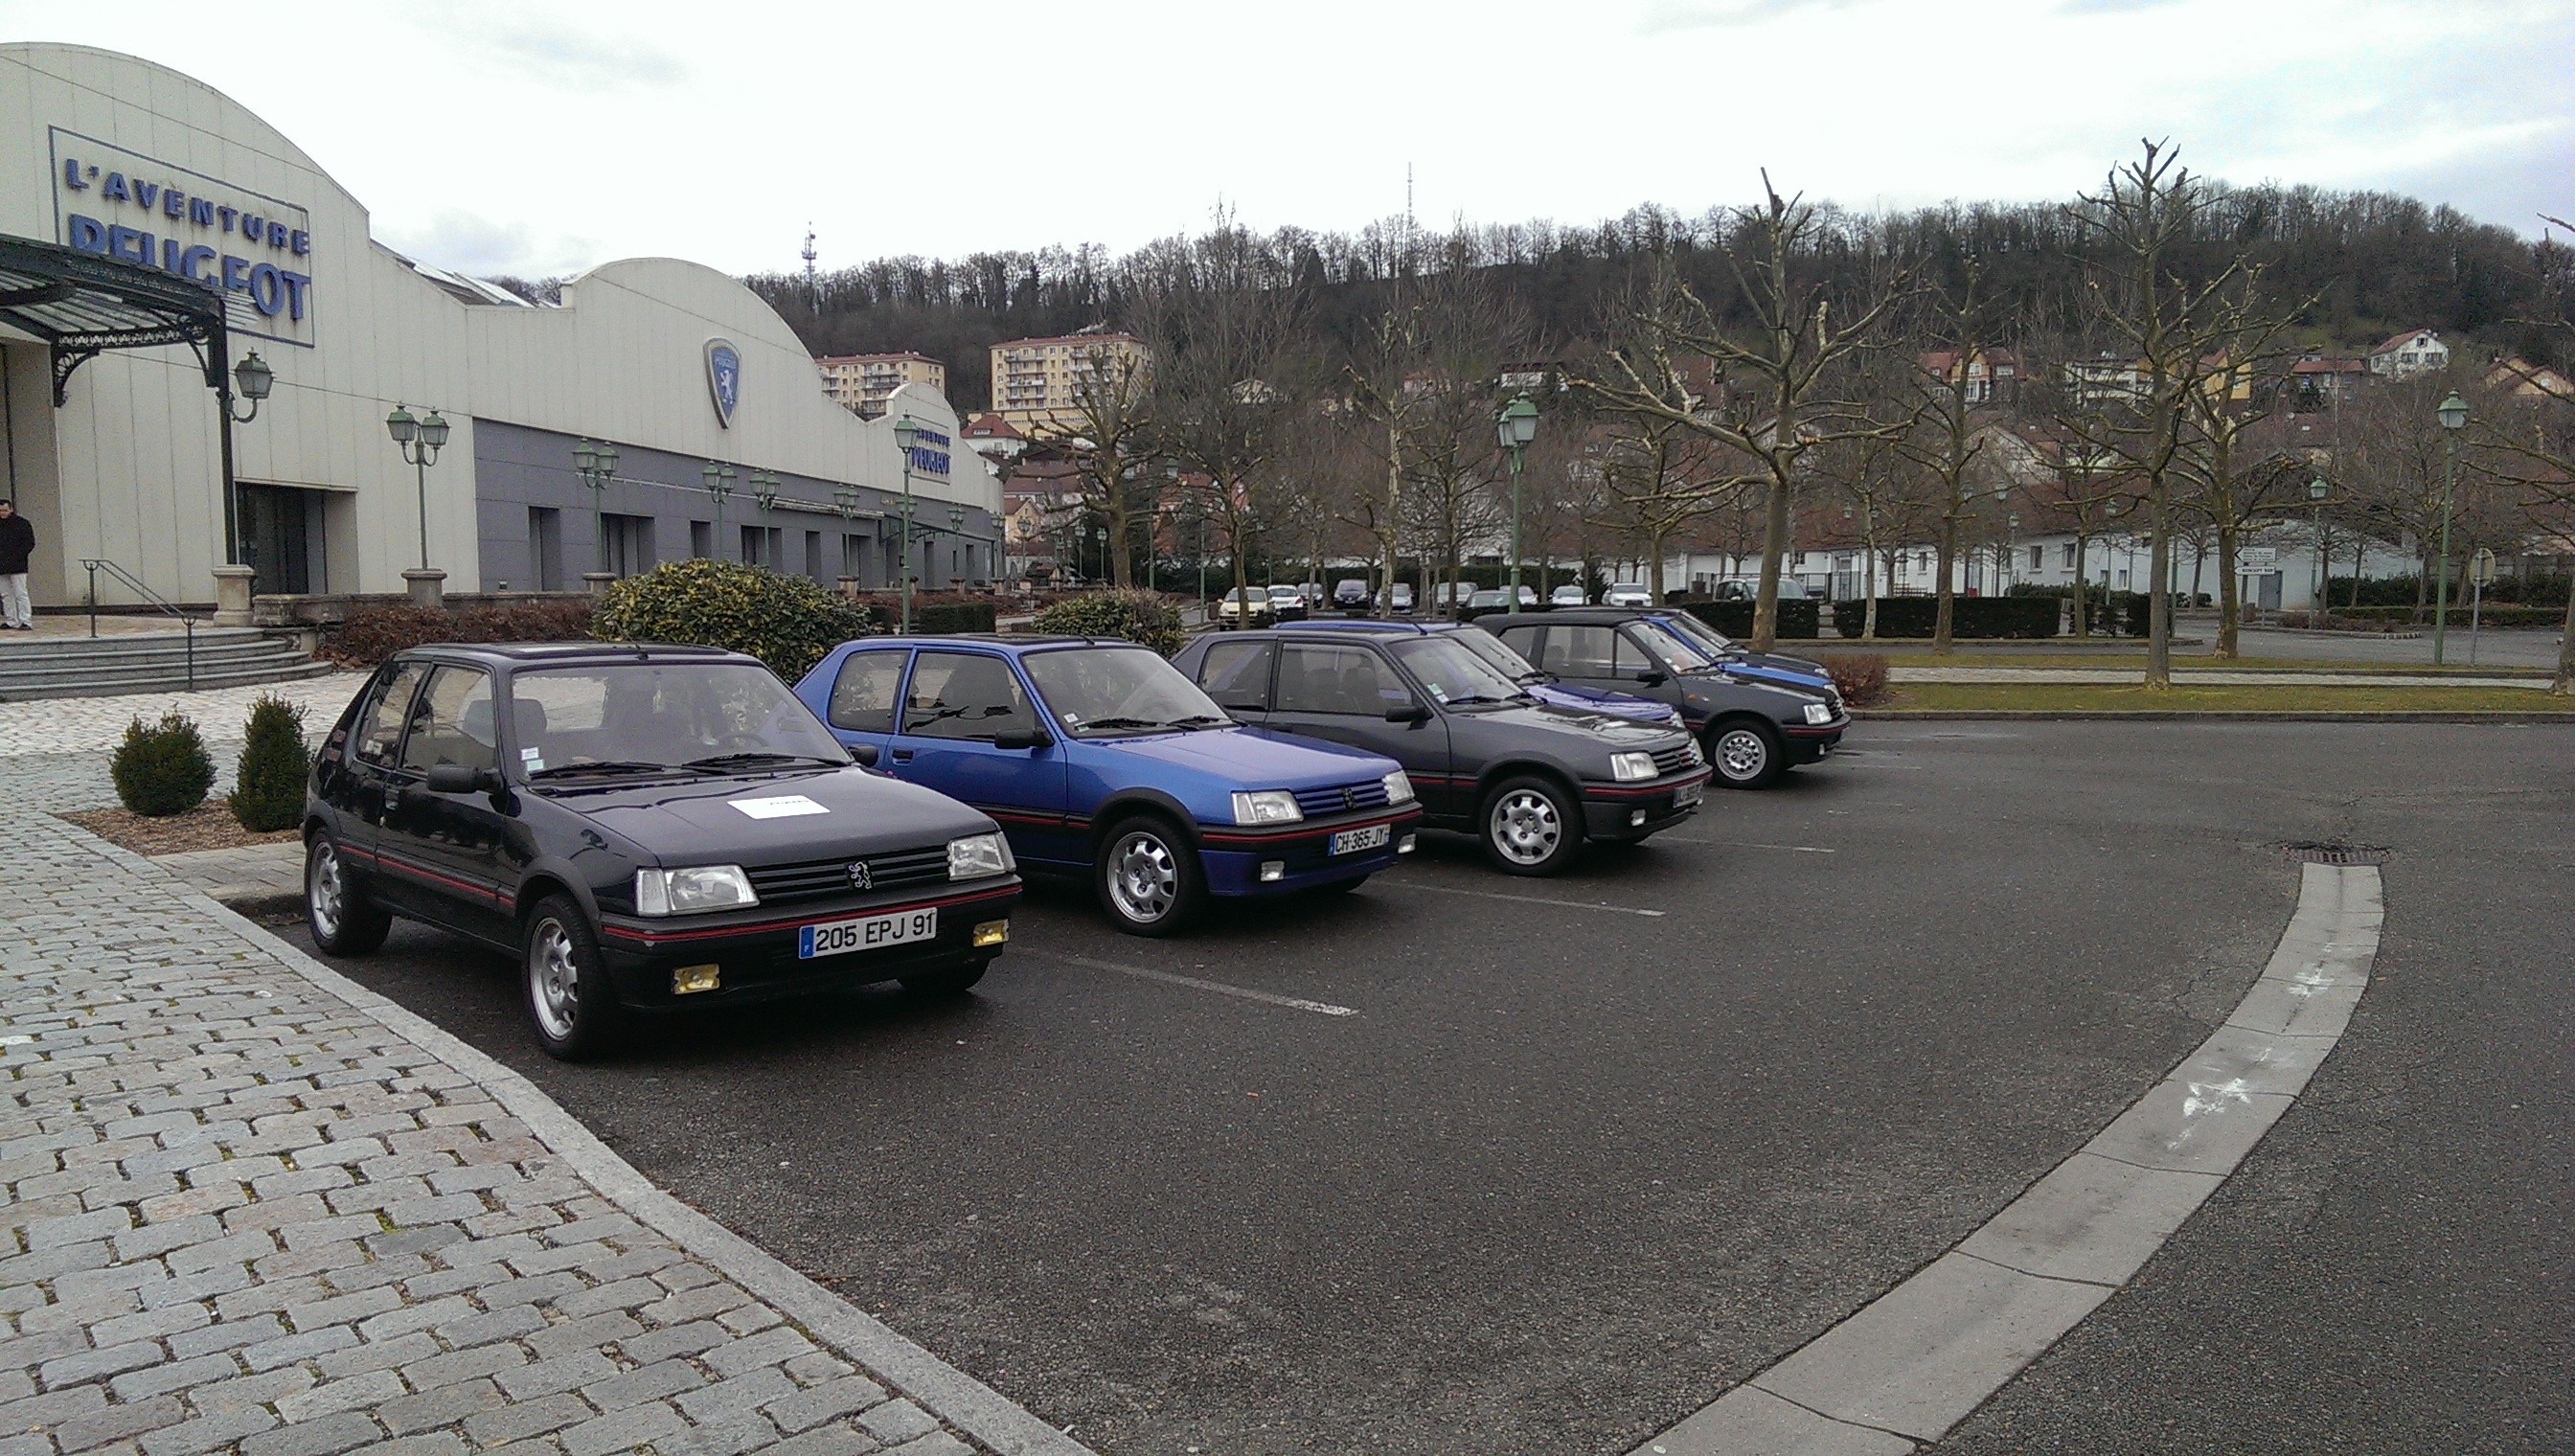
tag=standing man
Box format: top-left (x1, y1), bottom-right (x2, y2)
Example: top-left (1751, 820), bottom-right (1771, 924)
top-left (0, 500), bottom-right (34, 629)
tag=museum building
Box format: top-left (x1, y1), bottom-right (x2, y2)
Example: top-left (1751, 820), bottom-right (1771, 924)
top-left (0, 43), bottom-right (995, 618)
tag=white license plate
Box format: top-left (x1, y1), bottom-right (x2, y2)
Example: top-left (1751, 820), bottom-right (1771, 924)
top-left (1675, 780), bottom-right (1705, 808)
top-left (798, 907), bottom-right (937, 959)
top-left (1330, 824), bottom-right (1392, 855)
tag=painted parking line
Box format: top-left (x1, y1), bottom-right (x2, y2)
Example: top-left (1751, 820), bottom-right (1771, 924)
top-left (1631, 861), bottom-right (2384, 1455)
top-left (1653, 836), bottom-right (1837, 853)
top-left (1032, 953), bottom-right (1360, 1017)
top-left (1393, 881), bottom-right (1668, 917)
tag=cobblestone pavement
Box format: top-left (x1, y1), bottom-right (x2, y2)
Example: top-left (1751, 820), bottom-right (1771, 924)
top-left (0, 809), bottom-right (1088, 1456)
top-left (0, 675), bottom-right (369, 759)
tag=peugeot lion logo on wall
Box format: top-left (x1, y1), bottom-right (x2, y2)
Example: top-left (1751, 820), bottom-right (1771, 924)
top-left (704, 338), bottom-right (741, 426)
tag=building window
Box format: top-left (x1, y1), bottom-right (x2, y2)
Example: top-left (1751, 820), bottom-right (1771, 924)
top-left (741, 525), bottom-right (784, 567)
top-left (690, 520), bottom-right (714, 559)
top-left (602, 513), bottom-right (654, 578)
top-left (2030, 544), bottom-right (2043, 571)
top-left (527, 507), bottom-right (562, 591)
top-left (2062, 542), bottom-right (2076, 569)
top-left (804, 531), bottom-right (825, 580)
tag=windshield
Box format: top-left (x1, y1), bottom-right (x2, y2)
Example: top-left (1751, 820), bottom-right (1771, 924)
top-left (1657, 611), bottom-right (1740, 654)
top-left (1023, 647), bottom-right (1231, 735)
top-left (1627, 620), bottom-right (1722, 672)
top-left (1387, 635), bottom-right (1528, 705)
top-left (509, 663), bottom-right (847, 778)
top-left (1443, 626), bottom-right (1543, 682)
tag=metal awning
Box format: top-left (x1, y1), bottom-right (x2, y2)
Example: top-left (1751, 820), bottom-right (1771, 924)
top-left (0, 235), bottom-right (227, 404)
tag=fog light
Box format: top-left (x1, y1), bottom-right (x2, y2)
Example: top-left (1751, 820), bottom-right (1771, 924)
top-left (1399, 834), bottom-right (1417, 853)
top-left (1259, 860), bottom-right (1286, 882)
top-left (672, 964), bottom-right (720, 995)
top-left (971, 919), bottom-right (1009, 947)
top-left (1629, 808), bottom-right (1648, 827)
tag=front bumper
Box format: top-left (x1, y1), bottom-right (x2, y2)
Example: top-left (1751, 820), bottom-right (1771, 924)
top-left (595, 878), bottom-right (1021, 1010)
top-left (1782, 716), bottom-right (1849, 762)
top-left (1581, 768), bottom-right (1713, 839)
top-left (1196, 804), bottom-right (1425, 895)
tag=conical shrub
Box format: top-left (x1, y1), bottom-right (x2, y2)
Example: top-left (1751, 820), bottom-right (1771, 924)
top-left (111, 712), bottom-right (216, 817)
top-left (228, 694), bottom-right (311, 831)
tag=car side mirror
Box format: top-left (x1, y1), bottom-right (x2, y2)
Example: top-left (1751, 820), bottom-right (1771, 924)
top-left (425, 763), bottom-right (504, 795)
top-left (1635, 670), bottom-right (1669, 686)
top-left (991, 727), bottom-right (1055, 751)
top-left (846, 742), bottom-right (880, 767)
top-left (1385, 702), bottom-right (1432, 724)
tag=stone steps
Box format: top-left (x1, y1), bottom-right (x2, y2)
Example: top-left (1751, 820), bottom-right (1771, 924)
top-left (0, 627), bottom-right (332, 700)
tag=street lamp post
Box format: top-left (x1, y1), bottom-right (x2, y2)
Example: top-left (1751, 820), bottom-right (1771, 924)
top-left (2306, 476), bottom-right (2329, 620)
top-left (699, 462), bottom-right (737, 562)
top-left (2469, 547), bottom-right (2495, 665)
top-left (2003, 512), bottom-right (2020, 594)
top-left (1496, 393), bottom-right (1538, 603)
top-left (219, 350), bottom-right (273, 568)
top-left (749, 469), bottom-right (781, 567)
top-left (892, 416), bottom-right (919, 632)
top-left (384, 403), bottom-right (449, 573)
top-left (948, 503), bottom-right (967, 586)
top-left (572, 439), bottom-right (620, 582)
top-left (2432, 390), bottom-right (2468, 664)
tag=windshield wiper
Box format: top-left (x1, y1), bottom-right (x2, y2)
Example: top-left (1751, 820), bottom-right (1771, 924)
top-left (1080, 716), bottom-right (1174, 732)
top-left (525, 760), bottom-right (691, 781)
top-left (681, 752), bottom-right (844, 771)
top-left (1443, 694), bottom-right (1517, 706)
top-left (1162, 714), bottom-right (1233, 728)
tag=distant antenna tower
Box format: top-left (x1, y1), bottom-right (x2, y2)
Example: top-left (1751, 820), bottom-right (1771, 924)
top-left (801, 224), bottom-right (818, 291)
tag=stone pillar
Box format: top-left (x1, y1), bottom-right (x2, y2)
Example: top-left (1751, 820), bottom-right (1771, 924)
top-left (211, 565), bottom-right (257, 627)
top-left (402, 569), bottom-right (446, 610)
top-left (837, 576), bottom-right (858, 599)
top-left (582, 572), bottom-right (617, 596)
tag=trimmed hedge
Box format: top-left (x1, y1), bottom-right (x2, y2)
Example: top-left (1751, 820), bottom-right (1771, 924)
top-left (112, 712), bottom-right (216, 817)
top-left (1674, 598), bottom-right (1821, 639)
top-left (2334, 603), bottom-right (2565, 628)
top-left (857, 596), bottom-right (999, 635)
top-left (321, 599), bottom-right (594, 667)
top-left (1829, 597), bottom-right (2061, 639)
top-left (1029, 589), bottom-right (1187, 656)
top-left (227, 694), bottom-right (311, 832)
top-left (593, 559), bottom-right (874, 683)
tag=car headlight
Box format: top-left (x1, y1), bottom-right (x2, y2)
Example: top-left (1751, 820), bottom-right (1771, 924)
top-left (947, 831), bottom-right (1015, 880)
top-left (1803, 701), bottom-right (1835, 725)
top-left (1383, 770), bottom-right (1416, 806)
top-left (1609, 751), bottom-right (1658, 782)
top-left (1231, 790), bottom-right (1304, 826)
top-left (1685, 737), bottom-right (1705, 765)
top-left (633, 865), bottom-right (757, 917)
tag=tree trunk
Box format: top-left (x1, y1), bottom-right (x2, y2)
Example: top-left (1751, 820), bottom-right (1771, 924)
top-left (2555, 589), bottom-right (2574, 694)
top-left (1933, 514), bottom-right (1960, 654)
top-left (2145, 477), bottom-right (2172, 689)
top-left (1752, 472), bottom-right (1790, 651)
top-left (2215, 518), bottom-right (2240, 659)
top-left (2069, 531), bottom-right (2090, 636)
top-left (2348, 536), bottom-right (2365, 609)
top-left (1860, 523), bottom-right (1879, 640)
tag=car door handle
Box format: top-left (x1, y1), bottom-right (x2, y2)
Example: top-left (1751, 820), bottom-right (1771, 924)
top-left (890, 748), bottom-right (914, 762)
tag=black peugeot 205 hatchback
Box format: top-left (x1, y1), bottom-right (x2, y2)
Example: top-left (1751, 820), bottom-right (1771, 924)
top-left (303, 642), bottom-right (1021, 1059)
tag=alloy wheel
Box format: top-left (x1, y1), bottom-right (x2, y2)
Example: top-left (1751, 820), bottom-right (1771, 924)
top-left (1490, 787), bottom-right (1563, 866)
top-left (308, 842), bottom-right (345, 938)
top-left (1108, 830), bottom-right (1180, 923)
top-left (528, 917), bottom-right (581, 1040)
top-left (1717, 728), bottom-right (1769, 781)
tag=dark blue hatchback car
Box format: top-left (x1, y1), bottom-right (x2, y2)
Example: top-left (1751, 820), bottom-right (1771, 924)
top-left (793, 635), bottom-right (1423, 936)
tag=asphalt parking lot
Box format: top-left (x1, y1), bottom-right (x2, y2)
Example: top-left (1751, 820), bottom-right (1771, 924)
top-left (284, 722), bottom-right (2575, 1456)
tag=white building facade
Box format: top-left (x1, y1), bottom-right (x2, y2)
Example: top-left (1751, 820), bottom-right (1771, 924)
top-left (0, 44), bottom-right (995, 614)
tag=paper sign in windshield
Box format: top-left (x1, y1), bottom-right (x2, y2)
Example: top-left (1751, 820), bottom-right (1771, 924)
top-left (730, 795), bottom-right (830, 820)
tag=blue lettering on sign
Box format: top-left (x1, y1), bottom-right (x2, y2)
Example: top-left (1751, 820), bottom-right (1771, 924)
top-left (66, 214), bottom-right (105, 250)
top-left (247, 263), bottom-right (285, 317)
top-left (61, 159), bottom-right (87, 190)
top-left (55, 139), bottom-right (318, 342)
top-left (178, 245), bottom-right (215, 285)
top-left (101, 171), bottom-right (127, 202)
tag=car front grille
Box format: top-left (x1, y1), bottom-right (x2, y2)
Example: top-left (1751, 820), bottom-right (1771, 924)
top-left (1651, 743), bottom-right (1698, 777)
top-left (1291, 780), bottom-right (1391, 817)
top-left (747, 845), bottom-right (951, 903)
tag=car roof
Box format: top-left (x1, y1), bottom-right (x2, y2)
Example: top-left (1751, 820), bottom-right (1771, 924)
top-left (858, 633), bottom-right (1127, 653)
top-left (1288, 620), bottom-right (1433, 635)
top-left (397, 641), bottom-right (752, 668)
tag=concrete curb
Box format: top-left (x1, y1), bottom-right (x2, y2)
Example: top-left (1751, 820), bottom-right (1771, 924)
top-left (65, 825), bottom-right (1095, 1456)
top-left (1857, 709), bottom-right (2575, 723)
top-left (1629, 863), bottom-right (2386, 1455)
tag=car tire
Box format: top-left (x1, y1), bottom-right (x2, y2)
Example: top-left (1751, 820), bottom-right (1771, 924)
top-left (1707, 717), bottom-right (1787, 789)
top-left (900, 961), bottom-right (990, 999)
top-left (1480, 774), bottom-right (1582, 876)
top-left (306, 833), bottom-right (391, 956)
top-left (1096, 815), bottom-right (1207, 937)
top-left (521, 894), bottom-right (625, 1061)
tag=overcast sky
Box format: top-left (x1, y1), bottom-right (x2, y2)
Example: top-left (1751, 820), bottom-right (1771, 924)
top-left (9, 0), bottom-right (2569, 280)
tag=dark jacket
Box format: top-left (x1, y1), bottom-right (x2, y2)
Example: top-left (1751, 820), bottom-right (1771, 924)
top-left (0, 513), bottom-right (34, 576)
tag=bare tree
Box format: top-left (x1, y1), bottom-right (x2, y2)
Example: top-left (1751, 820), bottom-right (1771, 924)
top-left (2468, 211), bottom-right (2575, 692)
top-left (2175, 299), bottom-right (2318, 656)
top-left (1593, 413), bottom-right (1743, 601)
top-left (1575, 180), bottom-right (1906, 649)
top-left (1037, 339), bottom-right (1158, 588)
top-left (1896, 269), bottom-right (2003, 653)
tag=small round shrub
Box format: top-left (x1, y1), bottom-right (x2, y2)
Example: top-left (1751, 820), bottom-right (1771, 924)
top-left (1815, 652), bottom-right (1891, 707)
top-left (112, 712), bottom-right (216, 817)
top-left (593, 558), bottom-right (874, 683)
top-left (228, 694), bottom-right (312, 832)
top-left (1030, 589), bottom-right (1187, 657)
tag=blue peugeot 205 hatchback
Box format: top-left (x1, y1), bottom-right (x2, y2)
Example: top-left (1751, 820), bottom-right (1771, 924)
top-left (794, 635), bottom-right (1424, 936)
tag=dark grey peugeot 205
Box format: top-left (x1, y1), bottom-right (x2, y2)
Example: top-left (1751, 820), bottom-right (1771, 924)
top-left (303, 642), bottom-right (1021, 1059)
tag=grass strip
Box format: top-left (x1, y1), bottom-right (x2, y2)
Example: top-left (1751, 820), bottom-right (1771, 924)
top-left (1880, 683), bottom-right (2568, 713)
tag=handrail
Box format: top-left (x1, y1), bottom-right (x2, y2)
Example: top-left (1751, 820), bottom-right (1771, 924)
top-left (78, 557), bottom-right (198, 692)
